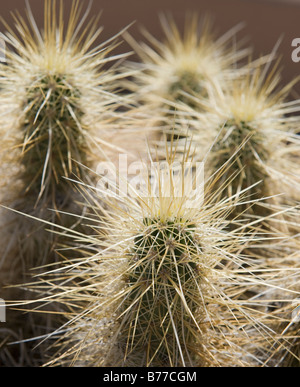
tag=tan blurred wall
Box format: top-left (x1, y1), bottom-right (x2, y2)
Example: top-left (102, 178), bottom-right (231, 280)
top-left (1, 0), bottom-right (300, 95)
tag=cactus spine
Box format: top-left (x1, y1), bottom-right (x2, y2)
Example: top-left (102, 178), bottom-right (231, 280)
top-left (0, 0), bottom-right (131, 366)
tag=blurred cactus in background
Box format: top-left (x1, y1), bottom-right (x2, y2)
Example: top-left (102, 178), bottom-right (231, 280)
top-left (122, 14), bottom-right (251, 140)
top-left (183, 61), bottom-right (300, 224)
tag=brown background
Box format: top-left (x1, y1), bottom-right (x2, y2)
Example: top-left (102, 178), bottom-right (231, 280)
top-left (1, 0), bottom-right (300, 96)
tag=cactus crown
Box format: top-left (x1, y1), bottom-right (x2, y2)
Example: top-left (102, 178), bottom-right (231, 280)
top-left (123, 14), bottom-right (249, 110)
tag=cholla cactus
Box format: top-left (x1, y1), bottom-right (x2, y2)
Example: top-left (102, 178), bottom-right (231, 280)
top-left (0, 0), bottom-right (131, 207)
top-left (122, 14), bottom-right (250, 137)
top-left (0, 0), bottom-right (132, 366)
top-left (20, 142), bottom-right (300, 367)
top-left (274, 231), bottom-right (300, 367)
top-left (177, 61), bottom-right (300, 223)
top-left (1, 1), bottom-right (299, 369)
top-left (175, 60), bottom-right (300, 363)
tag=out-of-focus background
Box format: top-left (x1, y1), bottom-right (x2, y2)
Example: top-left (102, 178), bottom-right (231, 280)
top-left (1, 0), bottom-right (300, 95)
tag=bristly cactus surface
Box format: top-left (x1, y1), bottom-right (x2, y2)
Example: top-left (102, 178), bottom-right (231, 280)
top-left (0, 0), bottom-right (133, 275)
top-left (121, 14), bottom-right (250, 140)
top-left (20, 142), bottom-right (300, 367)
top-left (167, 70), bottom-right (206, 106)
top-left (0, 0), bottom-right (131, 207)
top-left (0, 3), bottom-right (299, 369)
top-left (123, 216), bottom-right (200, 365)
top-left (210, 118), bottom-right (271, 219)
top-left (176, 61), bottom-right (300, 224)
top-left (22, 73), bottom-right (86, 197)
top-left (0, 0), bottom-right (132, 366)
top-left (124, 14), bottom-right (249, 103)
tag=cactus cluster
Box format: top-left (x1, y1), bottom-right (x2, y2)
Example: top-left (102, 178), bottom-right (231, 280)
top-left (0, 0), bottom-right (300, 368)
